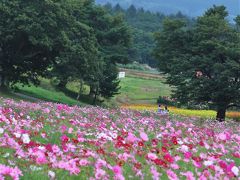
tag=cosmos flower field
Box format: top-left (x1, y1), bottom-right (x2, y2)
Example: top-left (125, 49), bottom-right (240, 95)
top-left (0, 98), bottom-right (239, 179)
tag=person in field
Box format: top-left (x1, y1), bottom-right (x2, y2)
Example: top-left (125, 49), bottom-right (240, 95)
top-left (158, 104), bottom-right (169, 115)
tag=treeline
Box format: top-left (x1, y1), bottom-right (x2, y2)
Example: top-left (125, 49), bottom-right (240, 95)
top-left (103, 3), bottom-right (195, 67)
top-left (0, 0), bottom-right (131, 103)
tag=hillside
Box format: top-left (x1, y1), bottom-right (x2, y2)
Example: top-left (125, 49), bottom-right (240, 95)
top-left (104, 4), bottom-right (194, 67)
top-left (96, 0), bottom-right (239, 20)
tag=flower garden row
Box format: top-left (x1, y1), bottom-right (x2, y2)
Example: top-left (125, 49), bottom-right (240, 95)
top-left (0, 98), bottom-right (239, 179)
top-left (122, 104), bottom-right (240, 120)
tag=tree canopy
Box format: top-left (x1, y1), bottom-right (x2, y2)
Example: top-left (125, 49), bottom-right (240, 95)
top-left (153, 5), bottom-right (240, 121)
top-left (0, 0), bottom-right (132, 103)
top-left (0, 0), bottom-right (73, 87)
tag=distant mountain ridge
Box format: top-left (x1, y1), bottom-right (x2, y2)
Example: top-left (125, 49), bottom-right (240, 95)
top-left (95, 0), bottom-right (239, 19)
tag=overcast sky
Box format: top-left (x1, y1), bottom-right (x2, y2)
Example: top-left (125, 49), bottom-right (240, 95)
top-left (96, 0), bottom-right (240, 20)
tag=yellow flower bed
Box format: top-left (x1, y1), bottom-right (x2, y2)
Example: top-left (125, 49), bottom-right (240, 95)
top-left (121, 104), bottom-right (240, 119)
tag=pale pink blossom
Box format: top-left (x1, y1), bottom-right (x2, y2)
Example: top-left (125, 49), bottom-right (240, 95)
top-left (147, 153), bottom-right (158, 160)
top-left (140, 131), bottom-right (149, 141)
top-left (167, 170), bottom-right (179, 180)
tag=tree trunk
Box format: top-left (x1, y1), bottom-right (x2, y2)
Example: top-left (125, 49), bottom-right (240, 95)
top-left (0, 74), bottom-right (7, 89)
top-left (79, 79), bottom-right (84, 94)
top-left (77, 80), bottom-right (84, 100)
top-left (89, 85), bottom-right (95, 96)
top-left (0, 74), bottom-right (3, 88)
top-left (216, 107), bottom-right (226, 122)
top-left (93, 93), bottom-right (97, 105)
top-left (57, 80), bottom-right (67, 89)
top-left (92, 87), bottom-right (99, 105)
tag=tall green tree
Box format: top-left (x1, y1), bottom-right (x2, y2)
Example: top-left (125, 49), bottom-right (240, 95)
top-left (50, 0), bottom-right (99, 90)
top-left (49, 0), bottom-right (131, 103)
top-left (83, 4), bottom-right (131, 100)
top-left (127, 5), bottom-right (137, 18)
top-left (154, 6), bottom-right (240, 121)
top-left (0, 0), bottom-right (72, 88)
top-left (99, 60), bottom-right (120, 99)
top-left (235, 15), bottom-right (240, 31)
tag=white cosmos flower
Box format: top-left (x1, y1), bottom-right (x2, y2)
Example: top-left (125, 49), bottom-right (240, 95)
top-left (22, 134), bottom-right (30, 144)
top-left (181, 145), bottom-right (189, 152)
top-left (156, 133), bottom-right (162, 139)
top-left (110, 132), bottom-right (117, 139)
top-left (14, 132), bottom-right (21, 138)
top-left (38, 146), bottom-right (46, 151)
top-left (0, 128), bottom-right (4, 134)
top-left (203, 161), bottom-right (214, 166)
top-left (48, 170), bottom-right (55, 179)
top-left (178, 140), bottom-right (184, 145)
top-left (231, 166), bottom-right (239, 176)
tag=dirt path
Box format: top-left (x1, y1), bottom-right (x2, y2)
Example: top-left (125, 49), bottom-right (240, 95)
top-left (119, 68), bottom-right (164, 80)
top-left (13, 92), bottom-right (42, 102)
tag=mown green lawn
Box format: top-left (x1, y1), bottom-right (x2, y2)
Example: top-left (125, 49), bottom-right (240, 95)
top-left (115, 76), bottom-right (171, 104)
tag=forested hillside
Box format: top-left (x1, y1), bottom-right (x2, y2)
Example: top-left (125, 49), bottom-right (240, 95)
top-left (103, 3), bottom-right (194, 67)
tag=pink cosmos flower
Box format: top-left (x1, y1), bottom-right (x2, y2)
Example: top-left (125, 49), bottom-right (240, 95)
top-left (181, 171), bottom-right (195, 180)
top-left (61, 125), bottom-right (68, 133)
top-left (52, 145), bottom-right (60, 153)
top-left (147, 153), bottom-right (158, 160)
top-left (218, 133), bottom-right (227, 141)
top-left (112, 165), bottom-right (122, 175)
top-left (41, 133), bottom-right (47, 138)
top-left (61, 135), bottom-right (69, 143)
top-left (68, 128), bottom-right (73, 134)
top-left (193, 161), bottom-right (202, 168)
top-left (43, 108), bottom-right (50, 114)
top-left (140, 131), bottom-right (149, 141)
top-left (151, 166), bottom-right (161, 180)
top-left (95, 159), bottom-right (107, 169)
top-left (167, 170), bottom-right (179, 180)
top-left (35, 152), bottom-right (48, 165)
top-left (170, 163), bottom-right (180, 170)
top-left (79, 159), bottom-right (89, 166)
top-left (126, 132), bottom-right (138, 143)
top-left (184, 152), bottom-right (192, 159)
top-left (0, 164), bottom-right (23, 180)
top-left (95, 169), bottom-right (106, 179)
top-left (164, 153), bottom-right (174, 163)
top-left (232, 152), bottom-right (240, 158)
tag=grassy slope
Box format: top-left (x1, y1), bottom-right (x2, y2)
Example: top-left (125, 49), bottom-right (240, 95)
top-left (114, 74), bottom-right (171, 105)
top-left (16, 78), bottom-right (87, 106)
top-left (18, 85), bottom-right (84, 106)
top-left (0, 69), bottom-right (170, 106)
